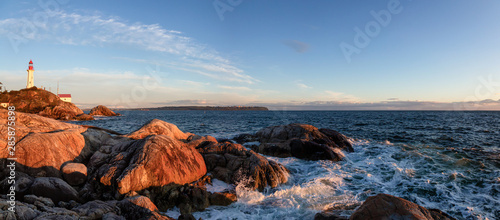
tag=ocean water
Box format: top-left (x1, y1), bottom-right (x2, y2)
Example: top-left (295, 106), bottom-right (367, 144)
top-left (71, 111), bottom-right (500, 220)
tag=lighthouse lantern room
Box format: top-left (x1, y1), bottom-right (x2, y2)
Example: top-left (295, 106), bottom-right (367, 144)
top-left (26, 60), bottom-right (34, 88)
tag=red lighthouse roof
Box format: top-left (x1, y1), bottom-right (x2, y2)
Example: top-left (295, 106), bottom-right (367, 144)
top-left (28, 59), bottom-right (34, 70)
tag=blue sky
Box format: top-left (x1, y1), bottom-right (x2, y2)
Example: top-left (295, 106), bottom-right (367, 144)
top-left (1, 0), bottom-right (500, 110)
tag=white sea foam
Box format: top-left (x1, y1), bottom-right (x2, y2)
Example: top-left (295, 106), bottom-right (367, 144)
top-left (206, 178), bottom-right (233, 193)
top-left (193, 140), bottom-right (498, 219)
top-left (164, 207), bottom-right (181, 219)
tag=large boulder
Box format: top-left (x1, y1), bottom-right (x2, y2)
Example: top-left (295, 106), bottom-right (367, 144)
top-left (146, 182), bottom-right (236, 215)
top-left (0, 172), bottom-right (34, 200)
top-left (209, 192), bottom-right (237, 206)
top-left (126, 119), bottom-right (193, 140)
top-left (89, 105), bottom-right (121, 116)
top-left (87, 135), bottom-right (206, 195)
top-left (4, 128), bottom-right (87, 177)
top-left (114, 197), bottom-right (173, 220)
top-left (253, 124), bottom-right (353, 161)
top-left (40, 104), bottom-right (93, 121)
top-left (29, 177), bottom-right (80, 204)
top-left (61, 163), bottom-right (87, 186)
top-left (349, 194), bottom-right (456, 220)
top-left (196, 141), bottom-right (289, 190)
top-left (0, 110), bottom-right (108, 179)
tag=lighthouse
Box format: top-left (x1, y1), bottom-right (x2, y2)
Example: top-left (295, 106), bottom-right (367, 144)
top-left (26, 60), bottom-right (34, 88)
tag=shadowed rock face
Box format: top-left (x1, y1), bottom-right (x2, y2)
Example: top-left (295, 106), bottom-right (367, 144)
top-left (0, 87), bottom-right (93, 121)
top-left (90, 135), bottom-right (207, 195)
top-left (196, 141), bottom-right (289, 190)
top-left (145, 180), bottom-right (238, 215)
top-left (349, 194), bottom-right (456, 220)
top-left (89, 105), bottom-right (121, 116)
top-left (253, 123), bottom-right (353, 161)
top-left (61, 163), bottom-right (87, 186)
top-left (0, 196), bottom-right (173, 220)
top-left (29, 177), bottom-right (80, 204)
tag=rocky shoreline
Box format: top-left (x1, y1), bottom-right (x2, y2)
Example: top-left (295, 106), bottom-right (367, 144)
top-left (0, 109), bottom-right (456, 219)
top-left (0, 88), bottom-right (121, 121)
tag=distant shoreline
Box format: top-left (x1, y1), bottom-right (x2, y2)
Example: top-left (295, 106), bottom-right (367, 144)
top-left (105, 106), bottom-right (269, 111)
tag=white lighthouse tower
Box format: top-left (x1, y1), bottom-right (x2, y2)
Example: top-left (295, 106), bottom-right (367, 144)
top-left (26, 60), bottom-right (34, 88)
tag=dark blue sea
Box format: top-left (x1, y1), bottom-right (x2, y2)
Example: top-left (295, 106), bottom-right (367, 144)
top-left (71, 111), bottom-right (500, 220)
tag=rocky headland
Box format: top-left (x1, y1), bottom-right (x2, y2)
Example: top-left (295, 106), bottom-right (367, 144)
top-left (0, 109), bottom-right (456, 219)
top-left (0, 87), bottom-right (93, 121)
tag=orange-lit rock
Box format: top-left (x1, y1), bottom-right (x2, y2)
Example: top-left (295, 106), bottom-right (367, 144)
top-left (89, 105), bottom-right (121, 116)
top-left (126, 119), bottom-right (193, 140)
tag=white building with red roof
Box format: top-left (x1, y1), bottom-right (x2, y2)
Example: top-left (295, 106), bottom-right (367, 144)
top-left (58, 94), bottom-right (72, 102)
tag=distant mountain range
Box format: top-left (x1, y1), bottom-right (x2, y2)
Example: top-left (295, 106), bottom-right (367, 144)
top-left (126, 106), bottom-right (269, 111)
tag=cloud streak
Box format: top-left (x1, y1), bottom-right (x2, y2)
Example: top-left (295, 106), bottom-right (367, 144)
top-left (217, 85), bottom-right (251, 91)
top-left (0, 10), bottom-right (256, 84)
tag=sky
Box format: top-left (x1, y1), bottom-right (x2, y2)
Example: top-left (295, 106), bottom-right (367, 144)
top-left (1, 0), bottom-right (500, 110)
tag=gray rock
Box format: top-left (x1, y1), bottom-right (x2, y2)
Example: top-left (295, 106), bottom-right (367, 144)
top-left (33, 207), bottom-right (79, 220)
top-left (0, 171), bottom-right (34, 199)
top-left (197, 141), bottom-right (289, 190)
top-left (14, 202), bottom-right (40, 220)
top-left (24, 194), bottom-right (55, 208)
top-left (254, 124), bottom-right (352, 161)
top-left (72, 200), bottom-right (118, 219)
top-left (29, 177), bottom-right (79, 204)
top-left (0, 211), bottom-right (16, 220)
top-left (102, 212), bottom-right (126, 220)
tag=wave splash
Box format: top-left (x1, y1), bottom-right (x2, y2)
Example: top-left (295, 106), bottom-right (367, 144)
top-left (192, 139), bottom-right (498, 220)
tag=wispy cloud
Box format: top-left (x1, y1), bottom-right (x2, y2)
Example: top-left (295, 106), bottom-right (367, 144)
top-left (293, 79), bottom-right (312, 89)
top-left (292, 80), bottom-right (309, 89)
top-left (283, 40), bottom-right (310, 53)
top-left (324, 90), bottom-right (361, 102)
top-left (0, 10), bottom-right (256, 84)
top-left (178, 80), bottom-right (210, 87)
top-left (297, 83), bottom-right (310, 89)
top-left (217, 85), bottom-right (251, 91)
